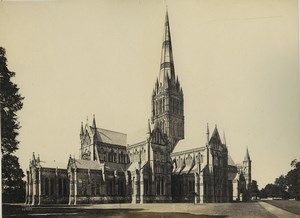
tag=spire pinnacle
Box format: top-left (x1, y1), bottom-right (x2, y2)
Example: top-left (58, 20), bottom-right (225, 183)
top-left (206, 123), bottom-right (210, 145)
top-left (223, 130), bottom-right (227, 145)
top-left (147, 119), bottom-right (151, 134)
top-left (244, 147), bottom-right (251, 161)
top-left (80, 122), bottom-right (84, 135)
top-left (92, 114), bottom-right (96, 129)
top-left (159, 10), bottom-right (175, 85)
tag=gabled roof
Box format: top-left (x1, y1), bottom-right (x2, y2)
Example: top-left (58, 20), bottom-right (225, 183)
top-left (95, 127), bottom-right (127, 146)
top-left (73, 159), bottom-right (101, 170)
top-left (172, 138), bottom-right (206, 154)
top-left (209, 126), bottom-right (222, 145)
top-left (228, 155), bottom-right (236, 166)
top-left (39, 160), bottom-right (67, 169)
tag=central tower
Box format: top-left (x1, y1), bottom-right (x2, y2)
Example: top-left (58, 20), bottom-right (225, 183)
top-left (151, 11), bottom-right (184, 152)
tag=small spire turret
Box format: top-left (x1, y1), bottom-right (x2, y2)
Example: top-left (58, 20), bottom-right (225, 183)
top-left (223, 130), bottom-right (227, 145)
top-left (244, 147), bottom-right (251, 162)
top-left (206, 123), bottom-right (210, 145)
top-left (80, 122), bottom-right (84, 135)
top-left (147, 119), bottom-right (151, 134)
top-left (92, 114), bottom-right (97, 129)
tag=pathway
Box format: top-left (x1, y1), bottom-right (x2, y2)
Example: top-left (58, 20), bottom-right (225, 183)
top-left (258, 201), bottom-right (299, 218)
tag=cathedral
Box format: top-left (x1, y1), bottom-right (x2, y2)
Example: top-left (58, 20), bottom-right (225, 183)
top-left (25, 11), bottom-right (252, 205)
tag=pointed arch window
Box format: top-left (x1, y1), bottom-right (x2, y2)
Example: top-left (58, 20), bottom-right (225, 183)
top-left (156, 176), bottom-right (161, 195)
top-left (161, 177), bottom-right (164, 195)
top-left (45, 178), bottom-right (49, 196)
top-left (108, 151), bottom-right (111, 162)
top-left (113, 151), bottom-right (117, 163)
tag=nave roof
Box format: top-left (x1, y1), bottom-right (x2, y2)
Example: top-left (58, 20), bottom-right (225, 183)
top-left (72, 159), bottom-right (101, 170)
top-left (38, 160), bottom-right (67, 169)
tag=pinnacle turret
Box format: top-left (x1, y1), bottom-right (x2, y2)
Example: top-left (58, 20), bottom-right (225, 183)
top-left (92, 114), bottom-right (97, 129)
top-left (223, 130), bottom-right (227, 145)
top-left (147, 119), bottom-right (151, 135)
top-left (244, 147), bottom-right (251, 162)
top-left (206, 123), bottom-right (210, 144)
top-left (80, 122), bottom-right (84, 135)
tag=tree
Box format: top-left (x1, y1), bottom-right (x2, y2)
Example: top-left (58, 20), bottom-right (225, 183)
top-left (274, 175), bottom-right (290, 199)
top-left (286, 159), bottom-right (300, 200)
top-left (250, 180), bottom-right (260, 199)
top-left (260, 160), bottom-right (300, 200)
top-left (1, 47), bottom-right (25, 202)
top-left (263, 183), bottom-right (279, 198)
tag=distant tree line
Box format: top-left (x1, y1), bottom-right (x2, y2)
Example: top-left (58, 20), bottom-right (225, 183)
top-left (260, 159), bottom-right (300, 200)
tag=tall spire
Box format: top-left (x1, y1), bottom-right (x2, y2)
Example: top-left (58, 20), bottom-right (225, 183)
top-left (159, 9), bottom-right (175, 84)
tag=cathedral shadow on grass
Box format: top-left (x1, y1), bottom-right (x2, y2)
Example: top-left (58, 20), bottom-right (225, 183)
top-left (3, 204), bottom-right (227, 218)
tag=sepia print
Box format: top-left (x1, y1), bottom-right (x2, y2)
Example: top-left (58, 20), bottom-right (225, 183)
top-left (1, 0), bottom-right (299, 217)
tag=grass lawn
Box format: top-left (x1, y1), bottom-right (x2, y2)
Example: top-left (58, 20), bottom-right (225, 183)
top-left (263, 200), bottom-right (300, 215)
top-left (2, 202), bottom-right (276, 218)
top-left (2, 204), bottom-right (219, 218)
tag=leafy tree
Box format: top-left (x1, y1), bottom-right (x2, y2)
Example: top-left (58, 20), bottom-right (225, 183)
top-left (1, 47), bottom-right (25, 202)
top-left (260, 188), bottom-right (267, 198)
top-left (260, 160), bottom-right (300, 200)
top-left (274, 175), bottom-right (290, 199)
top-left (286, 159), bottom-right (300, 200)
top-left (250, 180), bottom-right (260, 199)
top-left (264, 183), bottom-right (279, 198)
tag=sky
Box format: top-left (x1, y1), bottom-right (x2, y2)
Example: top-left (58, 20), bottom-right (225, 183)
top-left (0, 0), bottom-right (299, 189)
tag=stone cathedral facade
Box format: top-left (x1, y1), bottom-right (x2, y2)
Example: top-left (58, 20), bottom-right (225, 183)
top-left (25, 11), bottom-right (252, 205)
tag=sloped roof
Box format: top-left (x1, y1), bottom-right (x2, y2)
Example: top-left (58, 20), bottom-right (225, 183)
top-left (127, 127), bottom-right (148, 145)
top-left (105, 162), bottom-right (126, 172)
top-left (39, 160), bottom-right (67, 169)
top-left (181, 162), bottom-right (196, 174)
top-left (95, 127), bottom-right (127, 146)
top-left (172, 138), bottom-right (206, 153)
top-left (74, 159), bottom-right (101, 170)
top-left (209, 126), bottom-right (222, 145)
top-left (127, 161), bottom-right (148, 172)
top-left (228, 155), bottom-right (236, 166)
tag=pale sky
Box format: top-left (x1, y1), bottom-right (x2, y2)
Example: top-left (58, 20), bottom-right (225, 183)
top-left (1, 0), bottom-right (299, 189)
